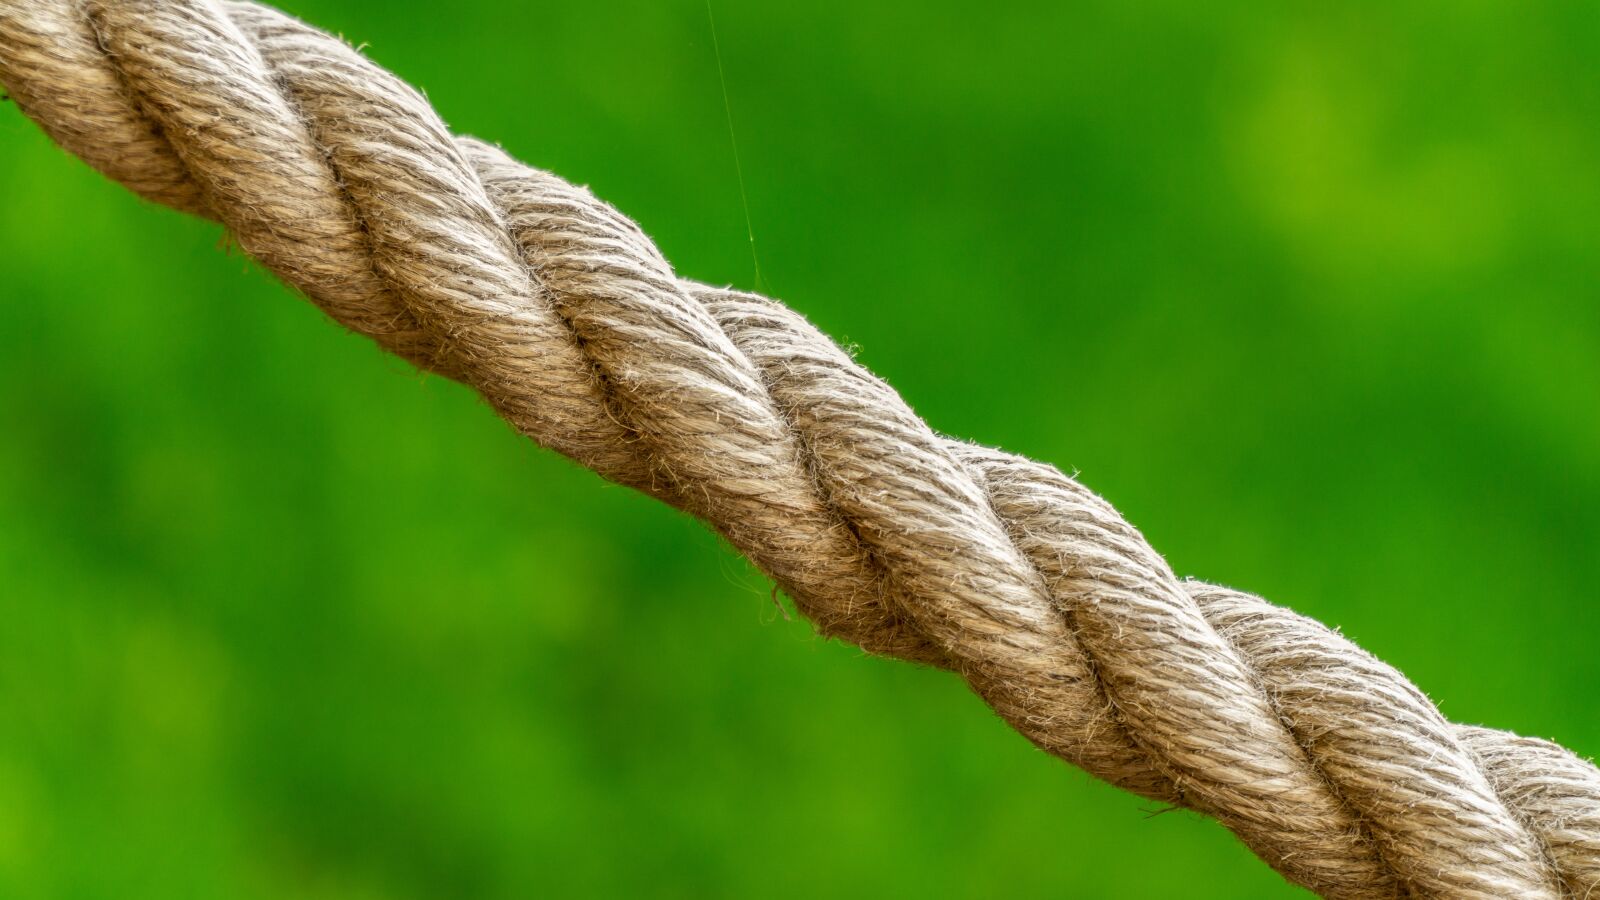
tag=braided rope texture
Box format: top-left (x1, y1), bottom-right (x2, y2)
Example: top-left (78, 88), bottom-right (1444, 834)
top-left (2, 2), bottom-right (1596, 895)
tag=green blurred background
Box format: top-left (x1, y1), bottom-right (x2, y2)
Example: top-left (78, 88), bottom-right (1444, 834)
top-left (2, 1), bottom-right (1597, 896)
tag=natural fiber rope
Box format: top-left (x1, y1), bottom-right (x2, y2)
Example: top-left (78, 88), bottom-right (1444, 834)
top-left (2, 2), bottom-right (1596, 895)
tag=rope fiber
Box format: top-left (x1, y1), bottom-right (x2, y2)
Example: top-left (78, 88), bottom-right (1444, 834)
top-left (2, 2), bottom-right (1596, 896)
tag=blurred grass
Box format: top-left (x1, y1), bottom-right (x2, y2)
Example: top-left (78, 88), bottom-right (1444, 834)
top-left (1, 1), bottom-right (1597, 897)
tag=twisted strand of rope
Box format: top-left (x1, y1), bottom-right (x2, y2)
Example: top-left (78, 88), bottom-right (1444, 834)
top-left (3, 2), bottom-right (1596, 895)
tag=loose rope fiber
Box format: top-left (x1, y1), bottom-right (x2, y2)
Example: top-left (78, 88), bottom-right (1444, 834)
top-left (2, 2), bottom-right (1597, 896)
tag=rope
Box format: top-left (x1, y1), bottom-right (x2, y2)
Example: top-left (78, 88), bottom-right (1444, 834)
top-left (2, 2), bottom-right (1596, 895)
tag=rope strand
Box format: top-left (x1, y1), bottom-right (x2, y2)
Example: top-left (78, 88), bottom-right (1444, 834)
top-left (2, 2), bottom-right (1595, 895)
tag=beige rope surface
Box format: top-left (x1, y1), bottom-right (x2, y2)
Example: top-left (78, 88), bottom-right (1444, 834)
top-left (2, 2), bottom-right (1597, 895)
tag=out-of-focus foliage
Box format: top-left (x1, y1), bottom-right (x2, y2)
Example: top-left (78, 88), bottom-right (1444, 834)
top-left (1, 1), bottom-right (1596, 896)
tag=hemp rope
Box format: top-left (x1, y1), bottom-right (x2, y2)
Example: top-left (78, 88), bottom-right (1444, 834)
top-left (2, 2), bottom-right (1596, 896)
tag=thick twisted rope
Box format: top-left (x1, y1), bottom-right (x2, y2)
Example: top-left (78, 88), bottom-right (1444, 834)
top-left (2, 2), bottom-right (1596, 895)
